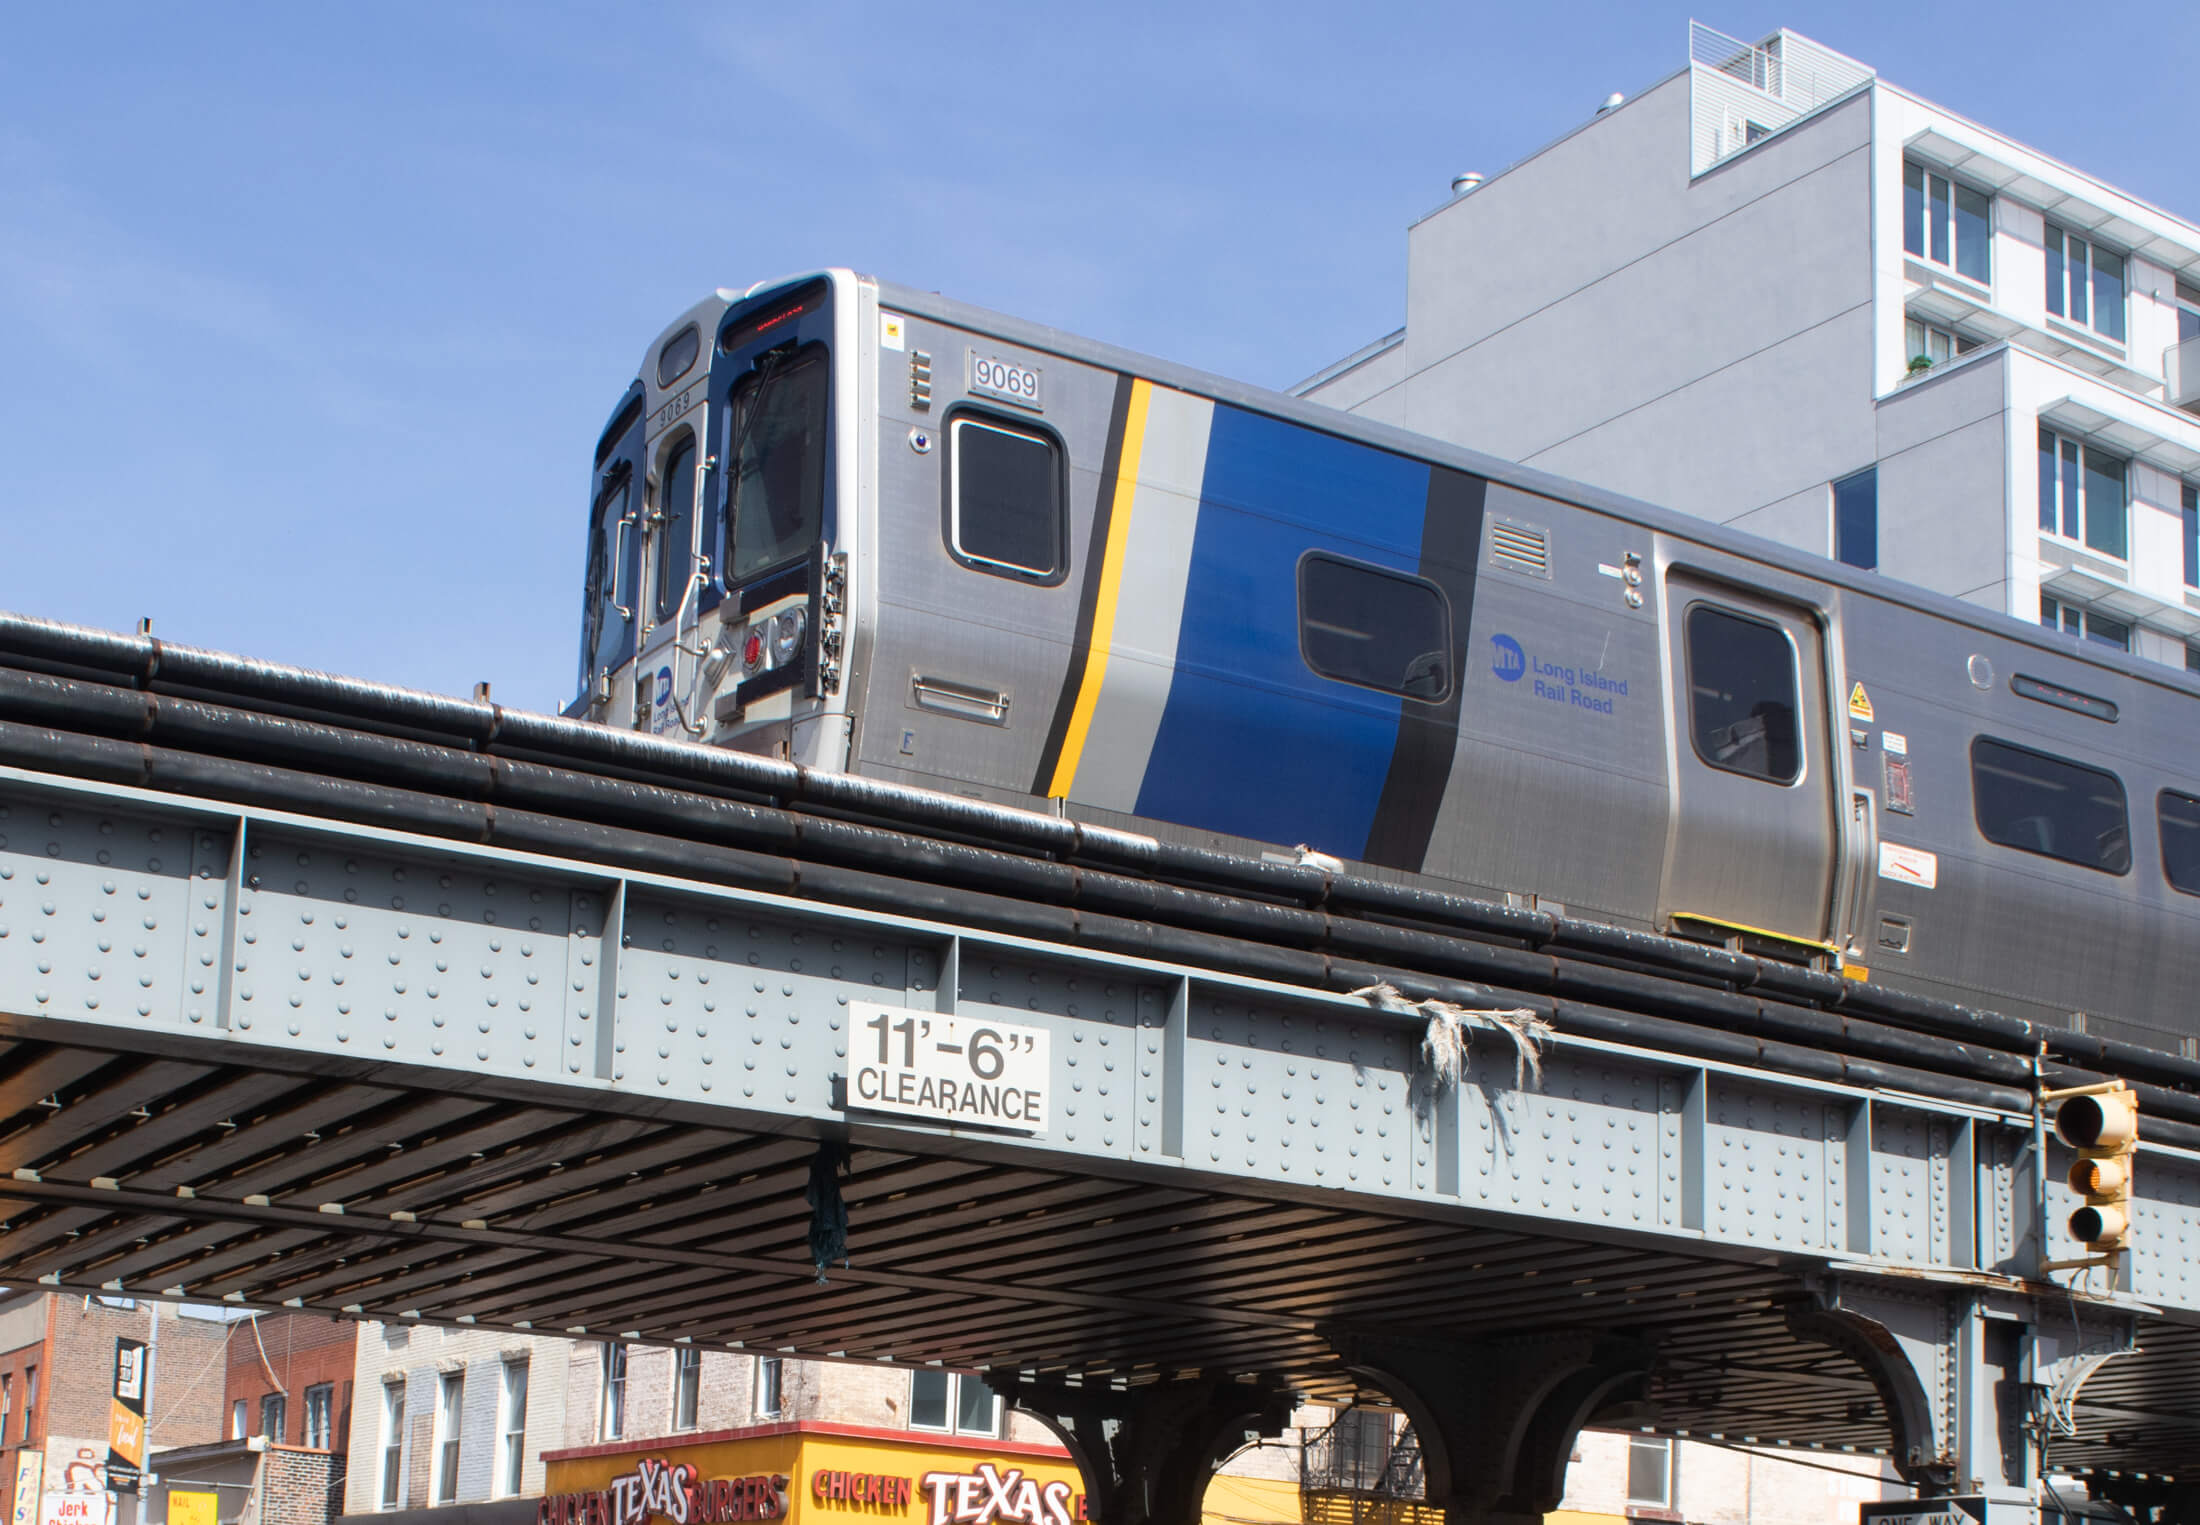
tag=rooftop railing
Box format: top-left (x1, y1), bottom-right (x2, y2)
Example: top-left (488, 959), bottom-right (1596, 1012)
top-left (1689, 23), bottom-right (1874, 173)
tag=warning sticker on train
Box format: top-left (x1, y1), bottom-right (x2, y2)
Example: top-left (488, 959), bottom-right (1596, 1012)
top-left (1847, 682), bottom-right (1874, 722)
top-left (849, 1002), bottom-right (1050, 1133)
top-left (1878, 842), bottom-right (1938, 889)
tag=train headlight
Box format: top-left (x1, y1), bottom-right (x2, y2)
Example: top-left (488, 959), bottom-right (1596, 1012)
top-left (772, 606), bottom-right (807, 666)
top-left (741, 626), bottom-right (767, 675)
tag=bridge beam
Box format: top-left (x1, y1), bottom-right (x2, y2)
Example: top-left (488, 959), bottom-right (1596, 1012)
top-left (1332, 1328), bottom-right (1658, 1525)
top-left (987, 1373), bottom-right (1297, 1525)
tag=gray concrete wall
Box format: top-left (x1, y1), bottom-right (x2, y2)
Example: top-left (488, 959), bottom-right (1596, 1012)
top-left (1873, 350), bottom-right (2013, 606)
top-left (1311, 71), bottom-right (1882, 559)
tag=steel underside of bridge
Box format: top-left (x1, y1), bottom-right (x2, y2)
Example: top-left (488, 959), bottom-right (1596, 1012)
top-left (2, 760), bottom-right (2198, 1493)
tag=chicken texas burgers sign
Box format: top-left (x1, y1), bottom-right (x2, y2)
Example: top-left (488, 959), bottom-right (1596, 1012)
top-left (537, 1460), bottom-right (786, 1525)
top-left (539, 1459), bottom-right (1083, 1525)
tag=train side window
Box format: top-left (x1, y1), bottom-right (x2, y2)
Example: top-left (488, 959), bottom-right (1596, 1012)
top-left (1297, 554), bottom-right (1452, 701)
top-left (577, 472), bottom-right (633, 696)
top-left (1684, 604), bottom-right (1801, 784)
top-left (948, 415), bottom-right (1064, 581)
top-left (2161, 790), bottom-right (2200, 894)
top-left (1971, 737), bottom-right (2130, 874)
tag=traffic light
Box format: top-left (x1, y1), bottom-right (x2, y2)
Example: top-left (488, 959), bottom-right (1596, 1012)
top-left (2056, 1084), bottom-right (2138, 1256)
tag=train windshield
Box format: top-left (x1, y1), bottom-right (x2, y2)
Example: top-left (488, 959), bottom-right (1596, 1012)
top-left (578, 473), bottom-right (636, 694)
top-left (725, 346), bottom-right (828, 584)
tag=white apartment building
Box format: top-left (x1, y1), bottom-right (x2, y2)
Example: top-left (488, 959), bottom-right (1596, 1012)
top-left (342, 1320), bottom-right (578, 1515)
top-left (1299, 22), bottom-right (2200, 672)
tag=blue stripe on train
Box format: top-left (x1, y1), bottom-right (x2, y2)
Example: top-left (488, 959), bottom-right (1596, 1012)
top-left (1133, 405), bottom-right (1431, 858)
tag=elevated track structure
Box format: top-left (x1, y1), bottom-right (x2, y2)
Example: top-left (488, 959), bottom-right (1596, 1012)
top-left (0, 615), bottom-right (2194, 1525)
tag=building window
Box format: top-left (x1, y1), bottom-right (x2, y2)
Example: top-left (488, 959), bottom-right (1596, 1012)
top-left (498, 1359), bottom-right (529, 1499)
top-left (755, 1357), bottom-right (784, 1420)
top-left (1684, 604), bottom-right (1802, 785)
top-left (260, 1391), bottom-right (286, 1444)
top-left (1972, 736), bottom-right (2130, 874)
top-left (1626, 1436), bottom-right (1674, 1507)
top-left (674, 1348), bottom-right (701, 1432)
top-left (2, 1373), bottom-right (11, 1436)
top-left (2046, 226), bottom-right (2127, 345)
top-left (1833, 468), bottom-right (1877, 571)
top-left (2183, 482), bottom-right (2197, 589)
top-left (1297, 553), bottom-right (1453, 700)
top-left (948, 414), bottom-right (1065, 582)
top-left (304, 1383), bottom-right (334, 1449)
top-left (1903, 162), bottom-right (1990, 284)
top-left (2038, 428), bottom-right (2128, 559)
top-left (2179, 280), bottom-right (2200, 346)
top-left (2189, 641), bottom-right (2200, 674)
top-left (1904, 318), bottom-right (1979, 370)
top-left (20, 1367), bottom-right (32, 1443)
top-left (2041, 595), bottom-right (2130, 652)
top-left (910, 1371), bottom-right (999, 1437)
top-left (600, 1345), bottom-right (627, 1441)
top-left (379, 1382), bottom-right (405, 1510)
top-left (432, 1372), bottom-right (463, 1505)
top-left (231, 1397), bottom-right (246, 1441)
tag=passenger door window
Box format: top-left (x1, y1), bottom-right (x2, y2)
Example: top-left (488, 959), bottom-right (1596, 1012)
top-left (2161, 790), bottom-right (2200, 895)
top-left (654, 432), bottom-right (699, 627)
top-left (948, 414), bottom-right (1064, 580)
top-left (1971, 737), bottom-right (2130, 873)
top-left (1684, 603), bottom-right (1801, 784)
top-left (1296, 553), bottom-right (1452, 701)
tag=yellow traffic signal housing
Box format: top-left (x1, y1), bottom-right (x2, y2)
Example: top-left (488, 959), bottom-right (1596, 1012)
top-left (2055, 1085), bottom-right (2138, 1254)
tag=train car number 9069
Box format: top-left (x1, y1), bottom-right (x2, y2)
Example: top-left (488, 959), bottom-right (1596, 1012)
top-left (968, 352), bottom-right (1043, 410)
top-left (848, 1000), bottom-right (1050, 1132)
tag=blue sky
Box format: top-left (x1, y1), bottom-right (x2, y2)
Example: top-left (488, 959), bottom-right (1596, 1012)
top-left (4, 2), bottom-right (2195, 710)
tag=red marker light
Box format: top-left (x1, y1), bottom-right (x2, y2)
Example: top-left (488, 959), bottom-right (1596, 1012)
top-left (742, 631), bottom-right (766, 671)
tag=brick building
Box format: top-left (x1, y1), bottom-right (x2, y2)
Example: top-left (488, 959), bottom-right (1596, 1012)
top-left (0, 1291), bottom-right (231, 1518)
top-left (140, 1434), bottom-right (346, 1525)
top-left (224, 1313), bottom-right (356, 1454)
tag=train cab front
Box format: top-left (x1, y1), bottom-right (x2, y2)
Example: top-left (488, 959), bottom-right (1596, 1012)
top-left (568, 274), bottom-right (852, 769)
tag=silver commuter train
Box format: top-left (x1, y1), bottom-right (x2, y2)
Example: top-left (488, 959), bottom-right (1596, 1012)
top-left (569, 269), bottom-right (2200, 1058)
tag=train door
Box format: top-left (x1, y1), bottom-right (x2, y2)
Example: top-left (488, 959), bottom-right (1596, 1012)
top-left (1659, 573), bottom-right (1839, 950)
top-left (634, 417), bottom-right (704, 735)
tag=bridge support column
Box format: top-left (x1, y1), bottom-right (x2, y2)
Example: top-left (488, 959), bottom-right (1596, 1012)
top-left (985, 1374), bottom-right (1296, 1525)
top-left (1330, 1330), bottom-right (1658, 1525)
top-left (1786, 1272), bottom-right (2137, 1525)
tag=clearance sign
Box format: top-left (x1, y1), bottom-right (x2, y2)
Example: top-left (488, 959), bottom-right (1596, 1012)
top-left (542, 1423), bottom-right (1083, 1525)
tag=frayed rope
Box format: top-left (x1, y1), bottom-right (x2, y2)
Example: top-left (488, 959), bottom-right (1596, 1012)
top-left (1350, 982), bottom-right (1554, 1091)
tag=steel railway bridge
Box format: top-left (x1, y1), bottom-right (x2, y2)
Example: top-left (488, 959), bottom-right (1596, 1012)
top-left (0, 615), bottom-right (2195, 1525)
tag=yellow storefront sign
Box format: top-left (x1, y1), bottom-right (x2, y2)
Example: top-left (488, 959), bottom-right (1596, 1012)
top-left (540, 1422), bottom-right (1086, 1525)
top-left (166, 1494), bottom-right (218, 1525)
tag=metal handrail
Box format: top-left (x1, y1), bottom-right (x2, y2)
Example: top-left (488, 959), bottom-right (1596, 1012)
top-left (1690, 21), bottom-right (1778, 94)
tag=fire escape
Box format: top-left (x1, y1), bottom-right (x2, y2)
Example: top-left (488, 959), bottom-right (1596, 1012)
top-left (1299, 1408), bottom-right (1430, 1525)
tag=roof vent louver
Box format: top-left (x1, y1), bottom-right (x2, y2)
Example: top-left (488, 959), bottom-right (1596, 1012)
top-left (1491, 521), bottom-right (1551, 579)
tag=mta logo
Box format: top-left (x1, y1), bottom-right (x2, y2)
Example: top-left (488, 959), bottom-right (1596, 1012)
top-left (1490, 634), bottom-right (1526, 682)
